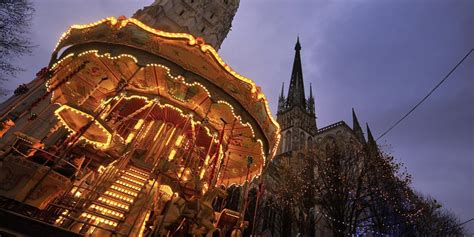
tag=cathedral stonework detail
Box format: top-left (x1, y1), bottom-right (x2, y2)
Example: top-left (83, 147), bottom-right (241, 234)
top-left (133, 0), bottom-right (240, 50)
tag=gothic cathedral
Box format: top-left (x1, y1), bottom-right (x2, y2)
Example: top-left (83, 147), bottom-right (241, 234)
top-left (250, 38), bottom-right (372, 237)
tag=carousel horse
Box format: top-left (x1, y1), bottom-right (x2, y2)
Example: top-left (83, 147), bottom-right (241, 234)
top-left (152, 186), bottom-right (227, 236)
top-left (152, 195), bottom-right (187, 236)
top-left (185, 186), bottom-right (228, 235)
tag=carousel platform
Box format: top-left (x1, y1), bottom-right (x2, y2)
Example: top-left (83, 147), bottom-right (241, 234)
top-left (0, 207), bottom-right (81, 237)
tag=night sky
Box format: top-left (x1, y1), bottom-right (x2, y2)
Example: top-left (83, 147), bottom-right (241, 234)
top-left (3, 0), bottom-right (473, 232)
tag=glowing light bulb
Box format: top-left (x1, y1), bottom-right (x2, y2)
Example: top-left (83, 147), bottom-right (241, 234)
top-left (125, 133), bottom-right (136, 144)
top-left (134, 119), bottom-right (145, 130)
top-left (175, 135), bottom-right (183, 146)
top-left (199, 168), bottom-right (206, 179)
top-left (168, 149), bottom-right (176, 161)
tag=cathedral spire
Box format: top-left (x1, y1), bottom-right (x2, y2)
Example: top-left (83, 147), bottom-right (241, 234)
top-left (308, 83), bottom-right (315, 116)
top-left (286, 37), bottom-right (306, 109)
top-left (366, 123), bottom-right (378, 153)
top-left (280, 82), bottom-right (285, 98)
top-left (352, 108), bottom-right (366, 144)
top-left (366, 123), bottom-right (376, 146)
top-left (278, 82), bottom-right (285, 113)
top-left (295, 36), bottom-right (301, 51)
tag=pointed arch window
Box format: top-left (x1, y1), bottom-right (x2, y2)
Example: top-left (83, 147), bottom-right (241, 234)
top-left (285, 131), bottom-right (292, 152)
top-left (293, 132), bottom-right (298, 151)
top-left (307, 136), bottom-right (313, 148)
top-left (300, 131), bottom-right (305, 150)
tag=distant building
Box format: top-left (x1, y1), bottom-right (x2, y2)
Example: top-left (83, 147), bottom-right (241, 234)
top-left (247, 38), bottom-right (372, 237)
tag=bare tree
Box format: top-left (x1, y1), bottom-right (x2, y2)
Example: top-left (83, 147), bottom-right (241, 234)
top-left (270, 152), bottom-right (314, 236)
top-left (249, 137), bottom-right (467, 237)
top-left (406, 195), bottom-right (466, 236)
top-left (311, 138), bottom-right (370, 237)
top-left (0, 0), bottom-right (34, 93)
top-left (309, 134), bottom-right (470, 237)
top-left (363, 145), bottom-right (421, 236)
top-left (311, 136), bottom-right (421, 236)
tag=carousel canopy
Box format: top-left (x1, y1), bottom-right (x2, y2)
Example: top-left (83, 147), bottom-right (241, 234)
top-left (48, 17), bottom-right (280, 185)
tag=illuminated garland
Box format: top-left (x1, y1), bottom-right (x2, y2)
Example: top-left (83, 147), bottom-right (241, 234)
top-left (110, 94), bottom-right (269, 171)
top-left (54, 104), bottom-right (113, 148)
top-left (66, 50), bottom-right (256, 141)
top-left (51, 52), bottom-right (272, 167)
top-left (50, 53), bottom-right (75, 70)
top-left (54, 50), bottom-right (270, 154)
top-left (51, 16), bottom-right (281, 150)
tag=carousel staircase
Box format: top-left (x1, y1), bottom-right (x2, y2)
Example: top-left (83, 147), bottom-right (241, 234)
top-left (81, 165), bottom-right (151, 231)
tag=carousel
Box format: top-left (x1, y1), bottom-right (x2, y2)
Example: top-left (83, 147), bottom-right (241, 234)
top-left (0, 16), bottom-right (279, 236)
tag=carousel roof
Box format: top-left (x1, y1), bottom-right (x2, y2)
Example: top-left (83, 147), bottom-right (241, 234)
top-left (48, 16), bottom-right (280, 185)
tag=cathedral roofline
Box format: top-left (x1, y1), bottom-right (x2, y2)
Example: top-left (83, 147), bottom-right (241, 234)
top-left (315, 117), bottom-right (372, 146)
top-left (316, 121), bottom-right (349, 135)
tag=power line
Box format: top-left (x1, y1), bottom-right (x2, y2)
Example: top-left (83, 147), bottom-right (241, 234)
top-left (455, 218), bottom-right (474, 228)
top-left (377, 48), bottom-right (473, 140)
top-left (441, 217), bottom-right (474, 233)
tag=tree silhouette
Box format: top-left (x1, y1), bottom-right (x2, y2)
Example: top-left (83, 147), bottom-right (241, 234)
top-left (0, 0), bottom-right (34, 94)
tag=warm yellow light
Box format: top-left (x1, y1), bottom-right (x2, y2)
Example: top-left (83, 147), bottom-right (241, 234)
top-left (121, 176), bottom-right (145, 185)
top-left (165, 127), bottom-right (177, 146)
top-left (168, 149), bottom-right (176, 161)
top-left (159, 185), bottom-right (173, 197)
top-left (134, 119), bottom-right (145, 130)
top-left (138, 211), bottom-right (151, 237)
top-left (74, 191), bottom-right (82, 198)
top-left (153, 122), bottom-right (165, 142)
top-left (98, 165), bottom-right (106, 173)
top-left (125, 172), bottom-right (147, 180)
top-left (175, 135), bottom-right (183, 146)
top-left (128, 167), bottom-right (148, 176)
top-left (202, 182), bottom-right (209, 194)
top-left (125, 133), bottom-right (136, 144)
top-left (51, 17), bottom-right (281, 161)
top-left (199, 168), bottom-right (206, 179)
top-left (178, 167), bottom-right (184, 177)
top-left (204, 155), bottom-right (210, 166)
top-left (54, 105), bottom-right (113, 149)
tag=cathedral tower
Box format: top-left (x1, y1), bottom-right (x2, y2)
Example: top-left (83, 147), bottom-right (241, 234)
top-left (276, 38), bottom-right (317, 155)
top-left (133, 0), bottom-right (240, 50)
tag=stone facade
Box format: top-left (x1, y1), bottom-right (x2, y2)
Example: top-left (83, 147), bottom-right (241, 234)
top-left (133, 0), bottom-right (240, 50)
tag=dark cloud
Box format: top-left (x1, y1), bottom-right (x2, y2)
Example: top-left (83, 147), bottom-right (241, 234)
top-left (3, 0), bottom-right (473, 232)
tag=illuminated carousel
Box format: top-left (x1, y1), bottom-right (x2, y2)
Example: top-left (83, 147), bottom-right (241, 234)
top-left (0, 8), bottom-right (279, 237)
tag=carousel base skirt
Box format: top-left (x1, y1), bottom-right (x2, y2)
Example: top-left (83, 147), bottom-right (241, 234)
top-left (0, 207), bottom-right (81, 237)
